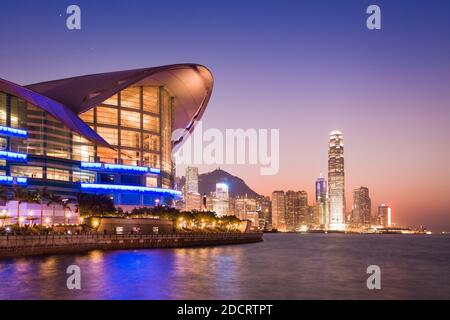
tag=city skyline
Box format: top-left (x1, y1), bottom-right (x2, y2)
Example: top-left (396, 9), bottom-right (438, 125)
top-left (1, 0), bottom-right (449, 230)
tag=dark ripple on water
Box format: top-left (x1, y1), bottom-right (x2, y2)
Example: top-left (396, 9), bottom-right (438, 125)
top-left (0, 234), bottom-right (449, 299)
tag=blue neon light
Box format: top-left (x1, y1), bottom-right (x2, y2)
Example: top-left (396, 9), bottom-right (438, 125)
top-left (0, 151), bottom-right (27, 162)
top-left (80, 162), bottom-right (160, 174)
top-left (80, 183), bottom-right (182, 197)
top-left (0, 176), bottom-right (28, 186)
top-left (16, 177), bottom-right (28, 185)
top-left (0, 126), bottom-right (28, 138)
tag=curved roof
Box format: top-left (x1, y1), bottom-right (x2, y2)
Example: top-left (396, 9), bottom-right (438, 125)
top-left (0, 78), bottom-right (110, 147)
top-left (26, 64), bottom-right (214, 149)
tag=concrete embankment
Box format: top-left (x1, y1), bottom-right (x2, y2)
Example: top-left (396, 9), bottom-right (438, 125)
top-left (0, 232), bottom-right (263, 258)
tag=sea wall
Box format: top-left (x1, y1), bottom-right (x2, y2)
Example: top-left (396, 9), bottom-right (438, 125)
top-left (0, 232), bottom-right (263, 258)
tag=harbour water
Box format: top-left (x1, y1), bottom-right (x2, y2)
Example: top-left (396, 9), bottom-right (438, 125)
top-left (0, 233), bottom-right (449, 300)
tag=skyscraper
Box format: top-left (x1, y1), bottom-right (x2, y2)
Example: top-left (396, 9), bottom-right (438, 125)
top-left (214, 183), bottom-right (230, 217)
top-left (271, 191), bottom-right (286, 231)
top-left (315, 174), bottom-right (329, 227)
top-left (297, 190), bottom-right (309, 228)
top-left (328, 130), bottom-right (345, 230)
top-left (352, 187), bottom-right (372, 226)
top-left (185, 166), bottom-right (199, 194)
top-left (378, 204), bottom-right (392, 227)
top-left (285, 191), bottom-right (299, 231)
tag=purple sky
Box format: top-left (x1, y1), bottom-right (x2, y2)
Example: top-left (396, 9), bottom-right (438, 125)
top-left (0, 0), bottom-right (449, 230)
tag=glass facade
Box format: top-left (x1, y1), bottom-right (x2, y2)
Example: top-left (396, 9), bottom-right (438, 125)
top-left (0, 84), bottom-right (176, 206)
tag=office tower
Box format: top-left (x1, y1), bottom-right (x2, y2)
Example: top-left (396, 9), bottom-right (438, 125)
top-left (185, 166), bottom-right (199, 194)
top-left (328, 130), bottom-right (346, 230)
top-left (285, 191), bottom-right (299, 231)
top-left (184, 192), bottom-right (202, 211)
top-left (214, 183), bottom-right (229, 217)
top-left (298, 190), bottom-right (309, 228)
top-left (271, 191), bottom-right (286, 231)
top-left (202, 193), bottom-right (207, 211)
top-left (352, 187), bottom-right (372, 226)
top-left (246, 211), bottom-right (260, 230)
top-left (378, 204), bottom-right (392, 227)
top-left (234, 196), bottom-right (257, 220)
top-left (315, 174), bottom-right (329, 227)
top-left (257, 196), bottom-right (272, 229)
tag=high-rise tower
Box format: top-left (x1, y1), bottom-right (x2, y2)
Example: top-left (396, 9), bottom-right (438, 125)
top-left (352, 187), bottom-right (372, 226)
top-left (315, 174), bottom-right (329, 227)
top-left (185, 166), bottom-right (199, 194)
top-left (328, 130), bottom-right (345, 230)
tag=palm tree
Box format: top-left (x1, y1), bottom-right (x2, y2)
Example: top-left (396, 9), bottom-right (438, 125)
top-left (47, 194), bottom-right (62, 225)
top-left (13, 187), bottom-right (29, 225)
top-left (33, 187), bottom-right (50, 225)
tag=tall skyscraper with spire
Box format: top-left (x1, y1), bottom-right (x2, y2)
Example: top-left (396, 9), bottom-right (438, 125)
top-left (328, 130), bottom-right (345, 230)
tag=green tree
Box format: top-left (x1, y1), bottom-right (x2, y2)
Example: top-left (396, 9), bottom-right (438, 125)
top-left (32, 187), bottom-right (50, 225)
top-left (13, 187), bottom-right (29, 225)
top-left (76, 193), bottom-right (116, 217)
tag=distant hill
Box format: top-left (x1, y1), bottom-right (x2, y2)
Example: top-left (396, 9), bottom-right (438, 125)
top-left (179, 169), bottom-right (261, 198)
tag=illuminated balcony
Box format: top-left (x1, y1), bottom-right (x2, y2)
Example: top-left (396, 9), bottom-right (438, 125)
top-left (0, 125), bottom-right (28, 138)
top-left (0, 176), bottom-right (28, 186)
top-left (80, 162), bottom-right (160, 174)
top-left (0, 151), bottom-right (27, 162)
top-left (80, 183), bottom-right (182, 198)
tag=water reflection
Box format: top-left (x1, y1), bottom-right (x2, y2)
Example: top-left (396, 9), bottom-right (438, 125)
top-left (0, 234), bottom-right (449, 299)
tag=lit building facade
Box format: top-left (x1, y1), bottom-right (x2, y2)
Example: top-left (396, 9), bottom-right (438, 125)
top-left (0, 64), bottom-right (213, 217)
top-left (328, 130), bottom-right (345, 230)
top-left (378, 204), bottom-right (392, 227)
top-left (352, 187), bottom-right (372, 226)
top-left (234, 196), bottom-right (257, 220)
top-left (184, 192), bottom-right (202, 211)
top-left (271, 191), bottom-right (286, 231)
top-left (315, 174), bottom-right (329, 227)
top-left (185, 166), bottom-right (199, 194)
top-left (213, 183), bottom-right (230, 217)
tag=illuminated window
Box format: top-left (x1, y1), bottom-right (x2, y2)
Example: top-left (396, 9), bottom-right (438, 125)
top-left (161, 89), bottom-right (173, 174)
top-left (80, 109), bottom-right (94, 123)
top-left (121, 110), bottom-right (141, 129)
top-left (0, 93), bottom-right (6, 126)
top-left (103, 94), bottom-right (118, 106)
top-left (97, 106), bottom-right (118, 125)
top-left (143, 133), bottom-right (159, 151)
top-left (121, 87), bottom-right (141, 109)
top-left (146, 176), bottom-right (158, 187)
top-left (143, 153), bottom-right (160, 168)
top-left (46, 168), bottom-right (70, 182)
top-left (10, 97), bottom-right (27, 128)
top-left (97, 127), bottom-right (118, 145)
top-left (121, 130), bottom-right (140, 149)
top-left (143, 87), bottom-right (159, 114)
top-left (73, 144), bottom-right (94, 162)
top-left (97, 147), bottom-right (118, 164)
top-left (121, 149), bottom-right (141, 166)
top-left (73, 171), bottom-right (96, 183)
top-left (0, 138), bottom-right (6, 151)
top-left (143, 114), bottom-right (159, 133)
top-left (11, 166), bottom-right (43, 179)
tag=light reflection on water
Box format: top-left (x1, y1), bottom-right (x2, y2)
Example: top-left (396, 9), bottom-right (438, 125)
top-left (0, 234), bottom-right (449, 300)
